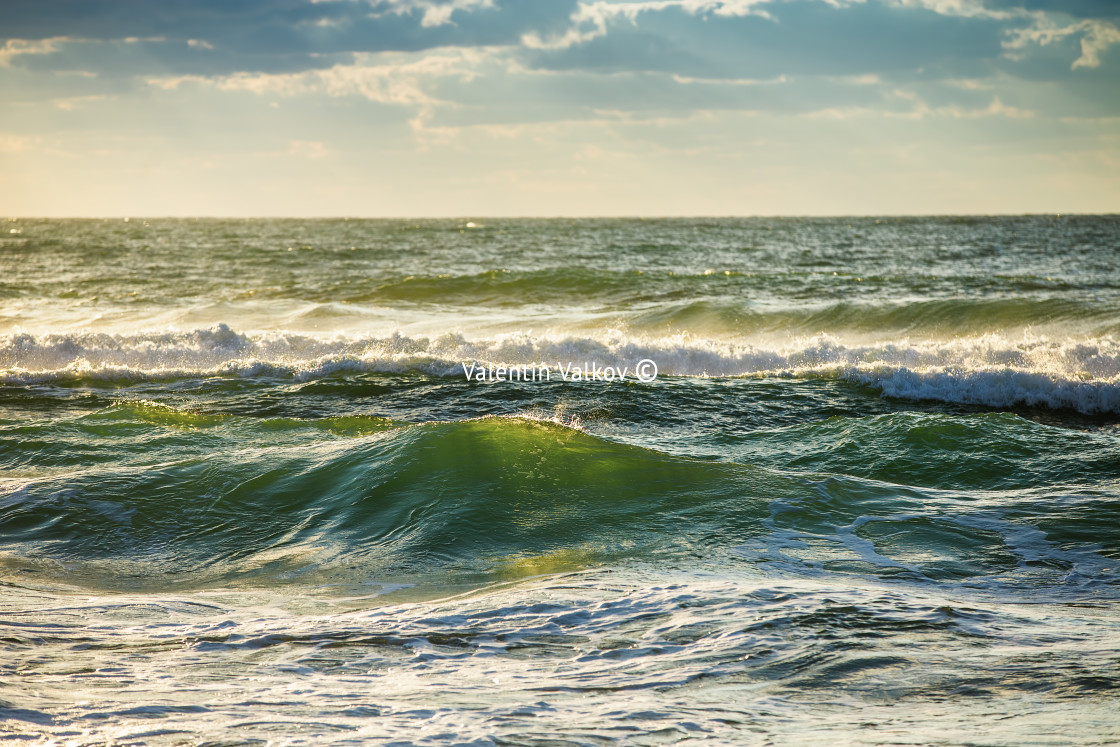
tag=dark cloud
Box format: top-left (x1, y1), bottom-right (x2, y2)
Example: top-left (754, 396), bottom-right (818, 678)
top-left (981, 0), bottom-right (1120, 19)
top-left (525, 2), bottom-right (1010, 79)
top-left (13, 39), bottom-right (350, 78)
top-left (0, 0), bottom-right (348, 42)
top-left (1, 0), bottom-right (1116, 118)
top-left (0, 0), bottom-right (579, 75)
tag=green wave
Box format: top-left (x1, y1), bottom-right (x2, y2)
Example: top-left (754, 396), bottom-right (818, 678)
top-left (628, 297), bottom-right (1120, 336)
top-left (339, 268), bottom-right (680, 306)
top-left (0, 417), bottom-right (778, 588)
top-left (319, 268), bottom-right (1120, 328)
top-left (3, 410), bottom-right (1117, 592)
top-left (713, 411), bottom-right (1120, 491)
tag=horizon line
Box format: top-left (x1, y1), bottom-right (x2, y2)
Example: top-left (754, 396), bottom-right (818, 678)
top-left (6, 212), bottom-right (1118, 221)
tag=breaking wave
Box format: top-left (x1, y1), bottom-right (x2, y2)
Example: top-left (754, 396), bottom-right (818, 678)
top-left (2, 325), bottom-right (1119, 414)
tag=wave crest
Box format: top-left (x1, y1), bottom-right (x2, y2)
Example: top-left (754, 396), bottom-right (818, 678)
top-left (3, 325), bottom-right (1119, 413)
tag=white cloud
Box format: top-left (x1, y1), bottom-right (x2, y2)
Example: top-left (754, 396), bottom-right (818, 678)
top-left (0, 37), bottom-right (66, 66)
top-left (145, 49), bottom-right (492, 105)
top-left (375, 0), bottom-right (496, 28)
top-left (599, 0), bottom-right (773, 20)
top-left (944, 78), bottom-right (993, 90)
top-left (420, 4), bottom-right (457, 27)
top-left (287, 140), bottom-right (334, 159)
top-left (2, 35), bottom-right (178, 71)
top-left (145, 74), bottom-right (205, 90)
top-left (670, 73), bottom-right (786, 85)
top-left (1004, 17), bottom-right (1120, 70)
top-left (980, 96), bottom-right (1033, 119)
top-left (1073, 22), bottom-right (1120, 70)
top-left (521, 4), bottom-right (609, 50)
top-left (884, 0), bottom-right (1016, 21)
top-left (53, 94), bottom-right (109, 111)
top-left (803, 94), bottom-right (1033, 120)
top-left (844, 73), bottom-right (882, 85)
top-left (522, 0), bottom-right (774, 51)
top-left (0, 134), bottom-right (44, 152)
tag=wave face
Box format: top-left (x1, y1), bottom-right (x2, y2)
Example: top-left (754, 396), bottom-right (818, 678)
top-left (3, 407), bottom-right (1118, 599)
top-left (1, 415), bottom-right (775, 586)
top-left (3, 217), bottom-right (1120, 745)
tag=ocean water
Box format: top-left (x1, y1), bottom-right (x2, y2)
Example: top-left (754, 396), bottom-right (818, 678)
top-left (1, 216), bottom-right (1119, 745)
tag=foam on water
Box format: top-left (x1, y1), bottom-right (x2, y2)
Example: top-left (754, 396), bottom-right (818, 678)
top-left (2, 569), bottom-right (1118, 745)
top-left (4, 325), bottom-right (1119, 414)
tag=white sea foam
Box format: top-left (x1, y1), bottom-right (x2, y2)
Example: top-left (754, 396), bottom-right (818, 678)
top-left (3, 325), bottom-right (1119, 413)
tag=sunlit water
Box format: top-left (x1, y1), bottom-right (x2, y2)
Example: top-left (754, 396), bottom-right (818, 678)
top-left (2, 217), bottom-right (1119, 744)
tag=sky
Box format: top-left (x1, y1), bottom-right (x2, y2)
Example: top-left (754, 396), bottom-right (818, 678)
top-left (1, 0), bottom-right (1118, 216)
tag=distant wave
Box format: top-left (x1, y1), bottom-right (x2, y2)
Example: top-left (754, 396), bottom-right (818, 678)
top-left (626, 297), bottom-right (1120, 336)
top-left (3, 324), bottom-right (1119, 413)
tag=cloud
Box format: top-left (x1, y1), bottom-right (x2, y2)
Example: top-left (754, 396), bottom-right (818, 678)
top-left (146, 47), bottom-right (490, 107)
top-left (0, 0), bottom-right (578, 76)
top-left (802, 92), bottom-right (1033, 119)
top-left (414, 0), bottom-right (496, 28)
top-left (286, 139), bottom-right (334, 158)
top-left (0, 133), bottom-right (43, 152)
top-left (2, 0), bottom-right (1118, 161)
top-left (980, 0), bottom-right (1120, 20)
top-left (0, 37), bottom-right (65, 66)
top-left (1004, 15), bottom-right (1120, 69)
top-left (1073, 22), bottom-right (1120, 68)
top-left (2, 0), bottom-right (1117, 87)
top-left (524, 1), bottom-right (1011, 79)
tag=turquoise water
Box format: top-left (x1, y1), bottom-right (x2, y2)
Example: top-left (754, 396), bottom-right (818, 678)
top-left (1, 217), bottom-right (1119, 744)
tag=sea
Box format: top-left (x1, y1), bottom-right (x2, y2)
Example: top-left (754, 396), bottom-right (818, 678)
top-left (1, 216), bottom-right (1118, 745)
